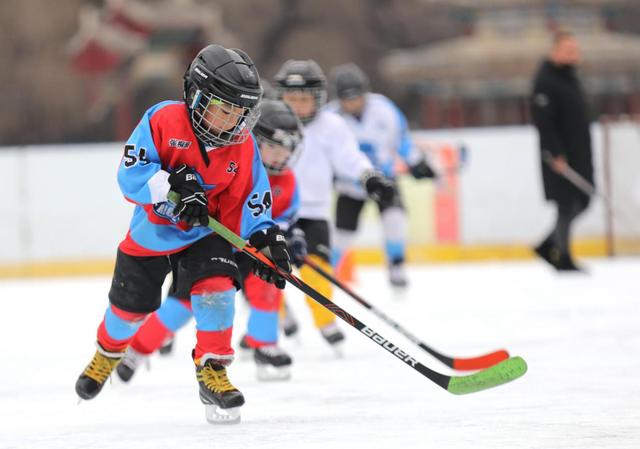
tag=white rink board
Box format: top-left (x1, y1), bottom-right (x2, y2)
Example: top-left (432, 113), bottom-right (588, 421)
top-left (0, 123), bottom-right (629, 264)
top-left (0, 261), bottom-right (639, 448)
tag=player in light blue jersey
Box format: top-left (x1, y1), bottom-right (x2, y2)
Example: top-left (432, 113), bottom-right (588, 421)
top-left (326, 63), bottom-right (436, 288)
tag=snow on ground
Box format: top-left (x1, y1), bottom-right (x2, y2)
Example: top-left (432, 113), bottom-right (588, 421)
top-left (0, 258), bottom-right (639, 449)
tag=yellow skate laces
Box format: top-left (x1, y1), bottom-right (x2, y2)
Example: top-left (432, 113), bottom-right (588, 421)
top-left (197, 365), bottom-right (236, 393)
top-left (83, 350), bottom-right (123, 384)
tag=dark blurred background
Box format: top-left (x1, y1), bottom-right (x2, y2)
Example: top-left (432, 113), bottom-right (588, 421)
top-left (3, 0), bottom-right (640, 145)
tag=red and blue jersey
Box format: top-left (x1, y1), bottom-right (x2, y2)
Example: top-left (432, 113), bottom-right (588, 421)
top-left (117, 100), bottom-right (275, 256)
top-left (268, 168), bottom-right (299, 230)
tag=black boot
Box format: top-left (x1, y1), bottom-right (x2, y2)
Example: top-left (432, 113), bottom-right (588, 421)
top-left (195, 357), bottom-right (244, 423)
top-left (115, 347), bottom-right (147, 383)
top-left (254, 345), bottom-right (293, 381)
top-left (76, 344), bottom-right (125, 400)
top-left (534, 238), bottom-right (562, 270)
top-left (158, 337), bottom-right (175, 356)
top-left (556, 254), bottom-right (585, 272)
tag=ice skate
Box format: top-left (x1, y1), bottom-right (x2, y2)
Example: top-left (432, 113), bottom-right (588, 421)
top-left (75, 344), bottom-right (125, 400)
top-left (320, 322), bottom-right (345, 357)
top-left (389, 263), bottom-right (409, 288)
top-left (254, 345), bottom-right (292, 381)
top-left (196, 359), bottom-right (244, 424)
top-left (158, 336), bottom-right (175, 356)
top-left (115, 347), bottom-right (148, 383)
top-left (236, 334), bottom-right (254, 361)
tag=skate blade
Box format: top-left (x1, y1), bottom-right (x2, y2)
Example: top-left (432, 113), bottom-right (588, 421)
top-left (330, 341), bottom-right (346, 359)
top-left (205, 405), bottom-right (241, 424)
top-left (256, 364), bottom-right (291, 382)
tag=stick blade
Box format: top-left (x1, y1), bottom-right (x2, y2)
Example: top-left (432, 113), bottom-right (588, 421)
top-left (447, 356), bottom-right (527, 395)
top-left (452, 349), bottom-right (510, 371)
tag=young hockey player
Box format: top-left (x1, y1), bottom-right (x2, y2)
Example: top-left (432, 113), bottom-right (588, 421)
top-left (74, 44), bottom-right (293, 424)
top-left (115, 99), bottom-right (306, 382)
top-left (274, 59), bottom-right (394, 350)
top-left (326, 63), bottom-right (436, 288)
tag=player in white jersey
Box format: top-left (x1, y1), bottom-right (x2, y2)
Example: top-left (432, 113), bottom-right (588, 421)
top-left (326, 63), bottom-right (436, 288)
top-left (274, 59), bottom-right (394, 349)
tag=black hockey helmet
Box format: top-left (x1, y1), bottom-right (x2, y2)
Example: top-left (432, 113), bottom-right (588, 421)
top-left (273, 59), bottom-right (327, 123)
top-left (253, 99), bottom-right (303, 174)
top-left (330, 63), bottom-right (370, 100)
top-left (183, 44), bottom-right (263, 147)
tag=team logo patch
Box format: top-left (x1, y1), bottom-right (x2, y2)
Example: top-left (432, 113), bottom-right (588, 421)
top-left (168, 138), bottom-right (192, 149)
top-left (153, 202), bottom-right (180, 224)
top-left (227, 161), bottom-right (238, 174)
top-left (273, 186), bottom-right (282, 197)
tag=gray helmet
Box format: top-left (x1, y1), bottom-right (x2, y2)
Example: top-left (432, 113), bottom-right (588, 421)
top-left (253, 100), bottom-right (303, 174)
top-left (330, 63), bottom-right (370, 100)
top-left (274, 59), bottom-right (327, 123)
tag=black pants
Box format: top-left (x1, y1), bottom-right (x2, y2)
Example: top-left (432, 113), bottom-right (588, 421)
top-left (295, 218), bottom-right (331, 262)
top-left (108, 234), bottom-right (241, 313)
top-left (335, 182), bottom-right (404, 232)
top-left (545, 198), bottom-right (589, 257)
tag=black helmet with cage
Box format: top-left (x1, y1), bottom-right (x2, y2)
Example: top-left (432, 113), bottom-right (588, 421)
top-left (273, 59), bottom-right (327, 123)
top-left (253, 99), bottom-right (303, 174)
top-left (330, 63), bottom-right (370, 100)
top-left (183, 44), bottom-right (263, 147)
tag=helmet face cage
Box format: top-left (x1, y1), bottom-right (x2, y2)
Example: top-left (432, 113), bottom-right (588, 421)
top-left (256, 129), bottom-right (303, 174)
top-left (274, 60), bottom-right (327, 124)
top-left (189, 88), bottom-right (260, 147)
top-left (276, 86), bottom-right (326, 124)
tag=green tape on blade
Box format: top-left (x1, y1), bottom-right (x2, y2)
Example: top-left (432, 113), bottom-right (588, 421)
top-left (447, 356), bottom-right (528, 395)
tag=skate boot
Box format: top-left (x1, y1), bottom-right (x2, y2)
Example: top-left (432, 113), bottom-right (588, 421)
top-left (389, 263), bottom-right (409, 288)
top-left (115, 347), bottom-right (148, 383)
top-left (158, 336), bottom-right (175, 356)
top-left (195, 358), bottom-right (244, 424)
top-left (75, 344), bottom-right (125, 400)
top-left (281, 301), bottom-right (299, 338)
top-left (254, 345), bottom-right (292, 381)
top-left (236, 334), bottom-right (253, 361)
top-left (320, 322), bottom-right (345, 357)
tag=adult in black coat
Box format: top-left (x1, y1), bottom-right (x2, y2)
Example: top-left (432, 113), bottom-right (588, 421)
top-left (530, 31), bottom-right (593, 271)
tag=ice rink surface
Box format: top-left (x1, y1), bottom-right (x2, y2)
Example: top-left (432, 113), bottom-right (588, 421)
top-left (1, 258), bottom-right (639, 449)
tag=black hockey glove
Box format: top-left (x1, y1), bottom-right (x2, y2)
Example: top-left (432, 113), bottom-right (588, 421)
top-left (285, 226), bottom-right (307, 268)
top-left (168, 164), bottom-right (209, 227)
top-left (249, 226), bottom-right (292, 289)
top-left (362, 171), bottom-right (395, 208)
top-left (409, 158), bottom-right (436, 180)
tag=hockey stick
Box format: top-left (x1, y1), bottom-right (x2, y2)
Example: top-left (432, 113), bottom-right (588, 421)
top-left (167, 192), bottom-right (527, 394)
top-left (542, 151), bottom-right (638, 231)
top-left (303, 256), bottom-right (509, 370)
top-left (542, 151), bottom-right (597, 197)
